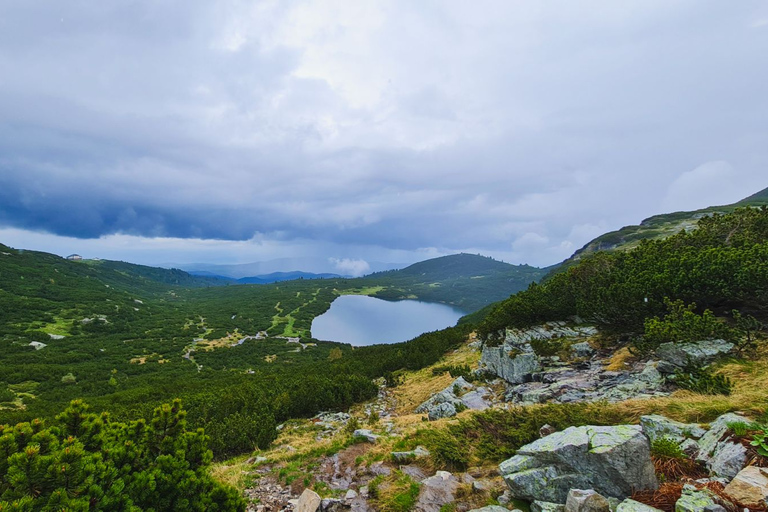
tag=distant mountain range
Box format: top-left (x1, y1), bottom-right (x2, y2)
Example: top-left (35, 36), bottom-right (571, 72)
top-left (170, 258), bottom-right (403, 279)
top-left (188, 270), bottom-right (345, 284)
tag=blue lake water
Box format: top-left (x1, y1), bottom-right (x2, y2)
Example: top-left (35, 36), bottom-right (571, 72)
top-left (311, 295), bottom-right (466, 346)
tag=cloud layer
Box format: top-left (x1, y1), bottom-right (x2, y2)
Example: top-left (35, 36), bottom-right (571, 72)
top-left (1, 1), bottom-right (767, 267)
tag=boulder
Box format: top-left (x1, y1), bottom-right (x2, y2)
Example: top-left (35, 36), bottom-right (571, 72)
top-left (674, 485), bottom-right (726, 512)
top-left (723, 466), bottom-right (768, 508)
top-left (570, 342), bottom-right (594, 359)
top-left (297, 489), bottom-right (322, 512)
top-left (695, 413), bottom-right (749, 479)
top-left (392, 445), bottom-right (430, 463)
top-left (499, 425), bottom-right (657, 504)
top-left (565, 489), bottom-right (611, 512)
top-left (353, 429), bottom-right (379, 443)
top-left (615, 499), bottom-right (663, 511)
top-left (655, 339), bottom-right (734, 368)
top-left (640, 415), bottom-right (706, 444)
top-left (414, 471), bottom-right (459, 512)
top-left (321, 498), bottom-right (346, 512)
top-left (428, 402), bottom-right (457, 421)
top-left (481, 347), bottom-right (540, 384)
top-left (468, 507), bottom-right (512, 512)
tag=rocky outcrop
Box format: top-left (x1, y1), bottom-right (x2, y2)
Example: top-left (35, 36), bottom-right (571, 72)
top-left (499, 425), bottom-right (657, 504)
top-left (507, 360), bottom-right (667, 405)
top-left (723, 466), bottom-right (768, 508)
top-left (655, 339), bottom-right (734, 368)
top-left (415, 377), bottom-right (492, 420)
top-left (481, 322), bottom-right (597, 384)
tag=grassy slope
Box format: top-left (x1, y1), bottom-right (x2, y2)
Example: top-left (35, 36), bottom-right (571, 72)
top-left (564, 185), bottom-right (768, 267)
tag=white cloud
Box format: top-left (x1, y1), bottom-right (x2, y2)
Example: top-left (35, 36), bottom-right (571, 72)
top-left (329, 258), bottom-right (371, 277)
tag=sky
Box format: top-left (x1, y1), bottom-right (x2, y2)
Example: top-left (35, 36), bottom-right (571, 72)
top-left (1, 1), bottom-right (767, 276)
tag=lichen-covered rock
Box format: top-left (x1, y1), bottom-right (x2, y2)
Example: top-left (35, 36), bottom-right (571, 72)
top-left (723, 466), bottom-right (768, 508)
top-left (352, 429), bottom-right (379, 443)
top-left (391, 446), bottom-right (430, 463)
top-left (499, 425), bottom-right (657, 504)
top-left (655, 339), bottom-right (734, 368)
top-left (564, 489), bottom-right (610, 512)
top-left (481, 348), bottom-right (540, 384)
top-left (695, 413), bottom-right (749, 479)
top-left (615, 499), bottom-right (663, 511)
top-left (640, 415), bottom-right (706, 443)
top-left (570, 342), bottom-right (595, 359)
top-left (468, 507), bottom-right (514, 512)
top-left (427, 402), bottom-right (457, 421)
top-left (674, 485), bottom-right (726, 512)
top-left (531, 502), bottom-right (566, 512)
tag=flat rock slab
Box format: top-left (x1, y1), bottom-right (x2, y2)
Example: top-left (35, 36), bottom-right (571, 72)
top-left (723, 466), bottom-right (768, 508)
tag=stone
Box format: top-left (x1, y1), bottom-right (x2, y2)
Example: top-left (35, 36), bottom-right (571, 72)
top-left (481, 347), bottom-right (540, 384)
top-left (655, 339), bottom-right (734, 368)
top-left (708, 439), bottom-right (747, 481)
top-left (640, 415), bottom-right (707, 443)
top-left (570, 342), bottom-right (595, 359)
top-left (540, 424), bottom-right (557, 437)
top-left (468, 507), bottom-right (511, 512)
top-left (695, 413), bottom-right (749, 478)
top-left (674, 485), bottom-right (725, 512)
top-left (499, 425), bottom-right (657, 504)
top-left (414, 471), bottom-right (459, 512)
top-left (368, 461), bottom-right (391, 476)
top-left (353, 429), bottom-right (379, 443)
top-left (392, 446), bottom-right (430, 463)
top-left (531, 502), bottom-right (566, 512)
top-left (344, 490), bottom-right (358, 502)
top-left (723, 466), bottom-right (768, 508)
top-left (321, 498), bottom-right (346, 512)
top-left (615, 499), bottom-right (663, 511)
top-left (297, 489), bottom-right (322, 512)
top-left (428, 402), bottom-right (457, 421)
top-left (461, 388), bottom-right (491, 410)
top-left (400, 465), bottom-right (428, 482)
top-left (564, 489), bottom-right (611, 512)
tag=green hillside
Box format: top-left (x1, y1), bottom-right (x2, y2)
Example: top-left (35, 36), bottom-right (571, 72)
top-left (566, 185), bottom-right (768, 265)
top-left (362, 253), bottom-right (548, 312)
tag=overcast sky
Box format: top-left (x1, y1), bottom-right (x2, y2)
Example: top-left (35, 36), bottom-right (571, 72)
top-left (1, 1), bottom-right (767, 275)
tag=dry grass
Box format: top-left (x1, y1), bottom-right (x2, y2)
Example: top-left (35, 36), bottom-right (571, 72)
top-left (209, 457), bottom-right (250, 489)
top-left (614, 351), bottom-right (768, 423)
top-left (605, 346), bottom-right (636, 371)
top-left (391, 344), bottom-right (481, 415)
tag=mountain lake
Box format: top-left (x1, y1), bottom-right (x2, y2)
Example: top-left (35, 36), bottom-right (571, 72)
top-left (311, 294), bottom-right (466, 346)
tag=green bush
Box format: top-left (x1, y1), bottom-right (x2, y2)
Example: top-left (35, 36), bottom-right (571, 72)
top-left (0, 399), bottom-right (245, 511)
top-left (651, 437), bottom-right (685, 459)
top-left (672, 362), bottom-right (732, 395)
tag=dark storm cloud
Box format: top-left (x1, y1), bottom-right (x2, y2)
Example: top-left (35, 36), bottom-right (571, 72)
top-left (1, 1), bottom-right (767, 266)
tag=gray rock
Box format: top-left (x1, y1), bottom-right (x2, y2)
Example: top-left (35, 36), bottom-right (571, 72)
top-left (297, 489), bottom-right (322, 512)
top-left (481, 346), bottom-right (540, 384)
top-left (499, 425), bottom-right (657, 504)
top-left (400, 465), bottom-right (428, 482)
top-left (565, 489), bottom-right (610, 512)
top-left (428, 402), bottom-right (457, 421)
top-left (468, 507), bottom-right (511, 512)
top-left (640, 415), bottom-right (706, 443)
top-left (615, 499), bottom-right (663, 511)
top-left (353, 429), bottom-right (379, 443)
top-left (321, 498), bottom-right (346, 512)
top-left (344, 490), bottom-right (358, 502)
top-left (708, 439), bottom-right (747, 481)
top-left (461, 389), bottom-right (491, 410)
top-left (368, 461), bottom-right (391, 476)
top-left (695, 413), bottom-right (749, 478)
top-left (531, 502), bottom-right (566, 512)
top-left (655, 339), bottom-right (734, 368)
top-left (392, 445), bottom-right (430, 462)
top-left (674, 485), bottom-right (725, 512)
top-left (415, 471), bottom-right (459, 512)
top-left (570, 342), bottom-right (595, 359)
